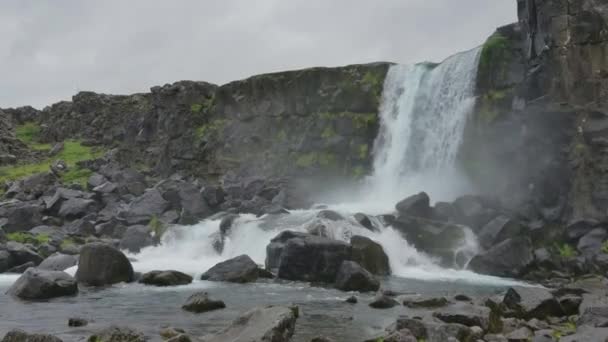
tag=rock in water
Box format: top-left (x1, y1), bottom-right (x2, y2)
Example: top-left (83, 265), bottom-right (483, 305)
top-left (182, 292), bottom-right (226, 313)
top-left (38, 253), bottom-right (78, 271)
top-left (468, 237), bottom-right (534, 277)
top-left (201, 255), bottom-right (259, 283)
top-left (1, 329), bottom-right (63, 342)
top-left (202, 305), bottom-right (298, 342)
top-left (139, 270), bottom-right (192, 287)
top-left (7, 268), bottom-right (77, 300)
top-left (75, 243), bottom-right (134, 286)
top-left (395, 192), bottom-right (431, 218)
top-left (369, 295), bottom-right (399, 309)
top-left (119, 225), bottom-right (155, 253)
top-left (334, 261), bottom-right (380, 292)
top-left (87, 326), bottom-right (146, 342)
top-left (350, 235), bottom-right (391, 275)
top-left (502, 287), bottom-right (564, 320)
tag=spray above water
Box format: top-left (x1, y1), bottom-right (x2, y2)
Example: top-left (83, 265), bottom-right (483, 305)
top-left (124, 47), bottom-right (523, 286)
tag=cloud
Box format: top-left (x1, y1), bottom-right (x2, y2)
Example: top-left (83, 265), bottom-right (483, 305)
top-left (0, 0), bottom-right (516, 108)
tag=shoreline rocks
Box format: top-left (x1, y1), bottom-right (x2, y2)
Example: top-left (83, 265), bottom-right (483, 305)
top-left (75, 243), bottom-right (134, 286)
top-left (7, 268), bottom-right (78, 300)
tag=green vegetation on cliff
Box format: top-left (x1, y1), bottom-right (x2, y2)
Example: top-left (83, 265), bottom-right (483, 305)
top-left (15, 122), bottom-right (51, 151)
top-left (480, 33), bottom-right (511, 74)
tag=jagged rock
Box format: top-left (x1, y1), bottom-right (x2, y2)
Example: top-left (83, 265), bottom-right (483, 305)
top-left (273, 233), bottom-right (351, 283)
top-left (65, 218), bottom-right (96, 236)
top-left (202, 305), bottom-right (298, 342)
top-left (468, 237), bottom-right (534, 277)
top-left (577, 228), bottom-right (607, 257)
top-left (477, 215), bottom-right (523, 249)
top-left (451, 195), bottom-right (495, 230)
top-left (566, 219), bottom-right (600, 242)
top-left (264, 230), bottom-right (316, 272)
top-left (6, 242), bottom-right (43, 266)
top-left (7, 262), bottom-right (36, 273)
top-left (396, 192), bottom-right (431, 218)
top-left (87, 326), bottom-right (146, 342)
top-left (75, 243), bottom-right (134, 286)
top-left (5, 173), bottom-right (56, 201)
top-left (502, 287), bottom-right (564, 320)
top-left (68, 317), bottom-right (88, 327)
top-left (120, 188), bottom-right (169, 224)
top-left (0, 329), bottom-right (63, 342)
top-left (433, 303), bottom-right (491, 330)
top-left (93, 182), bottom-right (118, 194)
top-left (139, 270), bottom-right (192, 287)
top-left (403, 296), bottom-right (449, 308)
top-left (87, 173), bottom-right (107, 190)
top-left (0, 250), bottom-right (12, 273)
top-left (201, 255), bottom-right (259, 283)
top-left (119, 225), bottom-right (154, 253)
top-left (369, 295), bottom-right (399, 309)
top-left (201, 186), bottom-right (225, 208)
top-left (577, 305), bottom-right (608, 327)
top-left (354, 213), bottom-right (376, 231)
top-left (0, 202), bottom-right (44, 233)
top-left (350, 235), bottom-right (390, 276)
top-left (58, 198), bottom-right (98, 220)
top-left (30, 254), bottom-right (74, 274)
top-left (559, 294), bottom-right (583, 316)
top-left (334, 261), bottom-right (379, 292)
top-left (7, 268), bottom-right (78, 300)
top-left (182, 292), bottom-right (226, 313)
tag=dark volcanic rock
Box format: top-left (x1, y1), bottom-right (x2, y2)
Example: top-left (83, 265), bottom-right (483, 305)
top-left (395, 192), bottom-right (431, 218)
top-left (75, 243), bottom-right (134, 286)
top-left (468, 237), bottom-right (534, 277)
top-left (120, 188), bottom-right (169, 224)
top-left (202, 305), bottom-right (298, 342)
top-left (119, 225), bottom-right (154, 253)
top-left (502, 287), bottom-right (564, 320)
top-left (139, 270), bottom-right (192, 287)
top-left (0, 250), bottom-right (12, 273)
top-left (477, 215), bottom-right (523, 249)
top-left (403, 296), bottom-right (449, 308)
top-left (68, 317), bottom-right (88, 327)
top-left (274, 233), bottom-right (351, 283)
top-left (0, 202), bottom-right (44, 233)
top-left (201, 255), bottom-right (259, 283)
top-left (1, 329), bottom-right (63, 342)
top-left (350, 235), bottom-right (390, 276)
top-left (6, 242), bottom-right (43, 266)
top-left (182, 292), bottom-right (226, 313)
top-left (87, 326), bottom-right (146, 342)
top-left (7, 268), bottom-right (78, 300)
top-left (264, 230), bottom-right (315, 272)
top-left (354, 213), bottom-right (376, 231)
top-left (7, 262), bottom-right (36, 274)
top-left (369, 295), bottom-right (399, 309)
top-left (334, 261), bottom-right (379, 292)
top-left (432, 303), bottom-right (491, 330)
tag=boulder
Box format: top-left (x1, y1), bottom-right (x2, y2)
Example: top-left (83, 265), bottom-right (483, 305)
top-left (4, 172), bottom-right (56, 201)
top-left (201, 185), bottom-right (225, 208)
top-left (176, 183), bottom-right (212, 224)
top-left (577, 228), bottom-right (607, 257)
top-left (0, 227), bottom-right (5, 242)
top-left (477, 215), bottom-right (523, 249)
top-left (403, 296), bottom-right (449, 308)
top-left (119, 225), bottom-right (154, 253)
top-left (468, 237), bottom-right (534, 277)
top-left (139, 270), bottom-right (192, 287)
top-left (354, 213), bottom-right (377, 231)
top-left (38, 253), bottom-right (78, 271)
top-left (316, 210), bottom-right (344, 221)
top-left (1, 202), bottom-right (43, 233)
top-left (57, 198), bottom-right (98, 220)
top-left (182, 292), bottom-right (226, 313)
top-left (87, 173), bottom-right (107, 190)
top-left (502, 287), bottom-right (564, 320)
top-left (369, 295), bottom-right (399, 309)
top-left (577, 305), bottom-right (608, 327)
top-left (451, 195), bottom-right (495, 230)
top-left (201, 255), bottom-right (259, 283)
top-left (7, 268), bottom-right (78, 300)
top-left (75, 243), bottom-right (134, 286)
top-left (202, 305), bottom-right (298, 342)
top-left (8, 262), bottom-right (36, 274)
top-left (350, 235), bottom-right (390, 276)
top-left (264, 231), bottom-right (312, 272)
top-left (0, 250), bottom-right (12, 273)
top-left (87, 326), bottom-right (146, 342)
top-left (6, 242), bottom-right (43, 266)
top-left (275, 234), bottom-right (351, 283)
top-left (68, 317), bottom-right (88, 327)
top-left (566, 219), bottom-right (600, 242)
top-left (65, 218), bottom-right (95, 236)
top-left (395, 192), bottom-right (431, 218)
top-left (432, 303), bottom-right (491, 330)
top-left (334, 261), bottom-right (379, 292)
top-left (0, 329), bottom-right (63, 342)
top-left (120, 189), bottom-right (169, 224)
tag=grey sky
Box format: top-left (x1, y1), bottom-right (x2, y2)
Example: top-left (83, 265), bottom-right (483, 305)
top-left (0, 1), bottom-right (517, 108)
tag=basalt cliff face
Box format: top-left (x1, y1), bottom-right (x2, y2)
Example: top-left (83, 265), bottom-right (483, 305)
top-left (462, 0), bottom-right (608, 224)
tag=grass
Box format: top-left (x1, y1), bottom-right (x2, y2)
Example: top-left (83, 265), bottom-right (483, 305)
top-left (602, 240), bottom-right (608, 254)
top-left (555, 243), bottom-right (577, 258)
top-left (60, 238), bottom-right (75, 250)
top-left (149, 215), bottom-right (166, 238)
top-left (6, 232), bottom-right (50, 245)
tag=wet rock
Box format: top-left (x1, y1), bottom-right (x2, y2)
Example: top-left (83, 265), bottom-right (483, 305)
top-left (454, 294), bottom-right (472, 301)
top-left (354, 213), bottom-right (376, 231)
top-left (201, 254), bottom-right (259, 283)
top-left (502, 287), bottom-right (564, 320)
top-left (477, 215), bottom-right (523, 249)
top-left (316, 210), bottom-right (344, 221)
top-left (350, 235), bottom-right (390, 276)
top-left (7, 262), bottom-right (36, 273)
top-left (120, 188), bottom-right (169, 224)
top-left (0, 250), bottom-right (12, 273)
top-left (451, 195), bottom-right (495, 230)
top-left (68, 317), bottom-right (88, 327)
top-left (0, 227), bottom-right (5, 242)
top-left (159, 327), bottom-right (185, 340)
top-left (394, 317), bottom-right (428, 339)
top-left (139, 270), bottom-right (192, 287)
top-left (311, 337), bottom-right (335, 342)
top-left (468, 237), bottom-right (534, 277)
top-left (559, 294), bottom-right (582, 316)
top-left (334, 261), bottom-right (380, 292)
top-left (166, 335), bottom-right (192, 342)
top-left (182, 292), bottom-right (226, 313)
top-left (566, 219), bottom-right (600, 242)
top-left (395, 192), bottom-right (431, 218)
top-left (88, 326), bottom-right (146, 342)
top-left (275, 234), bottom-right (351, 283)
top-left (1, 329), bottom-right (63, 342)
top-left (433, 303), bottom-right (491, 330)
top-left (201, 185), bottom-right (225, 208)
top-left (560, 326), bottom-right (608, 342)
top-left (7, 268), bottom-right (77, 300)
top-left (403, 296), bottom-right (449, 308)
top-left (265, 231), bottom-right (311, 271)
top-left (369, 295), bottom-right (399, 309)
top-left (75, 243), bottom-right (134, 286)
top-left (6, 242), bottom-right (43, 266)
top-left (345, 296), bottom-right (358, 304)
top-left (202, 305), bottom-right (298, 342)
top-left (119, 225), bottom-right (154, 253)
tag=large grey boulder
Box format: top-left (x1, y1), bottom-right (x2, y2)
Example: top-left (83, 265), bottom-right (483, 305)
top-left (119, 225), bottom-right (154, 253)
top-left (140, 270), bottom-right (192, 287)
top-left (4, 172), bottom-right (56, 201)
top-left (334, 261), bottom-right (379, 292)
top-left (432, 303), bottom-right (492, 331)
top-left (201, 255), bottom-right (259, 283)
top-left (577, 228), bottom-right (607, 257)
top-left (477, 215), bottom-right (523, 249)
top-left (502, 287), bottom-right (564, 320)
top-left (1, 329), bottom-right (63, 342)
top-left (468, 237), bottom-right (534, 277)
top-left (120, 188), bottom-right (169, 224)
top-left (0, 202), bottom-right (43, 233)
top-left (38, 253), bottom-right (78, 271)
top-left (182, 292), bottom-right (226, 313)
top-left (350, 235), bottom-right (390, 275)
top-left (6, 242), bottom-right (43, 266)
top-left (396, 192), bottom-right (431, 218)
top-left (0, 250), bottom-right (12, 273)
top-left (202, 305), bottom-right (298, 342)
top-left (75, 243), bottom-right (134, 286)
top-left (57, 198), bottom-right (98, 220)
top-left (265, 231), bottom-right (310, 272)
top-left (7, 268), bottom-right (78, 300)
top-left (87, 326), bottom-right (146, 342)
top-left (273, 233), bottom-right (351, 283)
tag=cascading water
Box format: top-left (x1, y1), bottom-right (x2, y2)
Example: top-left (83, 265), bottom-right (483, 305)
top-left (123, 46), bottom-right (523, 286)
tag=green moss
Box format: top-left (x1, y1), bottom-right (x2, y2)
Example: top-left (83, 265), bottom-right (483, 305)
top-left (196, 119), bottom-right (228, 140)
top-left (601, 240), bottom-right (608, 254)
top-left (296, 153), bottom-right (317, 168)
top-left (295, 152), bottom-right (337, 168)
top-left (0, 140), bottom-right (104, 186)
top-left (60, 238), bottom-right (75, 250)
top-left (61, 167), bottom-right (93, 188)
top-left (276, 129), bottom-right (287, 141)
top-left (321, 126), bottom-right (336, 139)
top-left (555, 243), bottom-right (577, 258)
top-left (7, 232), bottom-right (50, 245)
top-left (480, 33), bottom-right (511, 73)
top-left (149, 215), bottom-right (166, 238)
top-left (15, 122), bottom-right (51, 151)
top-left (358, 144), bottom-right (369, 159)
top-left (353, 166), bottom-right (366, 178)
top-left (191, 95), bottom-right (215, 116)
top-left (317, 112), bottom-right (377, 130)
top-left (191, 103), bottom-right (203, 113)
top-left (318, 153), bottom-right (336, 167)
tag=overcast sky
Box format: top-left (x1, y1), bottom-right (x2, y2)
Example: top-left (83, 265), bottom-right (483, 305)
top-left (0, 1), bottom-right (516, 109)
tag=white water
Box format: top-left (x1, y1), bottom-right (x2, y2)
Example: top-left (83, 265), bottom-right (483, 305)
top-left (6, 47), bottom-right (526, 288)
